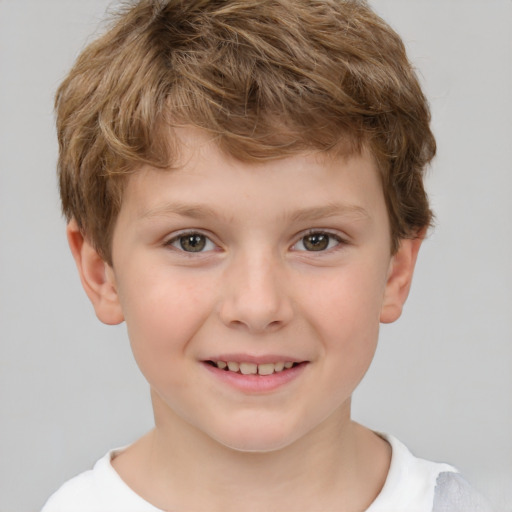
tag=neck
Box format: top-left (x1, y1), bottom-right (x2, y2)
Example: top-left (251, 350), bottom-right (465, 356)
top-left (113, 394), bottom-right (390, 512)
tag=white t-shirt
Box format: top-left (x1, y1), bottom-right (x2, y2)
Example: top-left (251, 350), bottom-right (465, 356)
top-left (41, 435), bottom-right (492, 512)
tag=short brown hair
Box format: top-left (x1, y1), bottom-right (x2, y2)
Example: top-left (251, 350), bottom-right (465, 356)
top-left (55, 0), bottom-right (435, 264)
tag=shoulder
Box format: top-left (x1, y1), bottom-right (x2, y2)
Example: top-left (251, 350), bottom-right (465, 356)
top-left (432, 472), bottom-right (494, 512)
top-left (367, 434), bottom-right (493, 512)
top-left (41, 449), bottom-right (162, 512)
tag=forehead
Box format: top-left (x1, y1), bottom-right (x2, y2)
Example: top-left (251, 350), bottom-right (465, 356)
top-left (120, 127), bottom-right (385, 225)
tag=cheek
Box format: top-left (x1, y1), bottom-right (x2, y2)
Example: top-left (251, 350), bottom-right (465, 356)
top-left (301, 261), bottom-right (386, 330)
top-left (298, 262), bottom-right (385, 372)
top-left (117, 269), bottom-right (216, 375)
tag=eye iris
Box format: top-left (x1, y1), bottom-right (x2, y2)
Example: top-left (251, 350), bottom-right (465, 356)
top-left (303, 233), bottom-right (329, 251)
top-left (180, 234), bottom-right (206, 252)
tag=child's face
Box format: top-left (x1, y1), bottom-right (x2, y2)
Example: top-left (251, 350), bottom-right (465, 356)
top-left (85, 128), bottom-right (418, 452)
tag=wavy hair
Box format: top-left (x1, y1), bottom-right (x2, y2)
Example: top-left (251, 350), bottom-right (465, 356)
top-left (55, 0), bottom-right (435, 263)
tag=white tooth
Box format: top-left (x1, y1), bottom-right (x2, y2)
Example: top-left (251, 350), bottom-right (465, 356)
top-left (227, 361), bottom-right (240, 372)
top-left (239, 362), bottom-right (257, 375)
top-left (284, 361), bottom-right (294, 369)
top-left (216, 361), bottom-right (227, 369)
top-left (258, 363), bottom-right (275, 376)
top-left (274, 362), bottom-right (285, 372)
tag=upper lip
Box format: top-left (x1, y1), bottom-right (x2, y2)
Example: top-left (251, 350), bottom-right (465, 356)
top-left (203, 354), bottom-right (306, 364)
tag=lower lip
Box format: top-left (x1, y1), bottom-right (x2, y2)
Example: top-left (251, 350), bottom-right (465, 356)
top-left (202, 362), bottom-right (308, 393)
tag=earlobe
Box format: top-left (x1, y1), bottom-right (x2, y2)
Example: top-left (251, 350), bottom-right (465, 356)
top-left (67, 219), bottom-right (124, 325)
top-left (380, 234), bottom-right (423, 324)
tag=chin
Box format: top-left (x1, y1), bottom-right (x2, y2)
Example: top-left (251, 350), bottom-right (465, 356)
top-left (206, 418), bottom-right (307, 454)
top-left (217, 436), bottom-right (296, 454)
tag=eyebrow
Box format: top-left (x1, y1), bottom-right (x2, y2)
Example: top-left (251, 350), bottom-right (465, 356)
top-left (139, 201), bottom-right (370, 223)
top-left (286, 203), bottom-right (371, 223)
top-left (140, 202), bottom-right (219, 221)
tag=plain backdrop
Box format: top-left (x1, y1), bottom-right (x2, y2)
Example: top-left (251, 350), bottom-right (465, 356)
top-left (0, 1), bottom-right (511, 511)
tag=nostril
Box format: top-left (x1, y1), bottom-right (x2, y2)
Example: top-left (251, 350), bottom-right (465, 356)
top-left (227, 318), bottom-right (283, 333)
top-left (218, 288), bottom-right (293, 333)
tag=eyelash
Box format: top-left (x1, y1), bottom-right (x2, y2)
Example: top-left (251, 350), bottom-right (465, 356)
top-left (164, 231), bottom-right (217, 254)
top-left (164, 230), bottom-right (347, 254)
top-left (291, 230), bottom-right (346, 253)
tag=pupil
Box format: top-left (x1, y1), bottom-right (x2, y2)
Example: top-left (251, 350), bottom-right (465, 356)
top-left (181, 234), bottom-right (206, 252)
top-left (304, 233), bottom-right (329, 251)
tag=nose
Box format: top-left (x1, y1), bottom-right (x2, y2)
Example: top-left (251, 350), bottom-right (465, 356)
top-left (218, 251), bottom-right (294, 334)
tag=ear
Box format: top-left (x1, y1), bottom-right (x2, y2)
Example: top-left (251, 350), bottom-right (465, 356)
top-left (380, 234), bottom-right (424, 324)
top-left (66, 219), bottom-right (124, 325)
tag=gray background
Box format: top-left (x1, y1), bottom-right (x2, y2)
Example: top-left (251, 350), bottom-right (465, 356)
top-left (0, 1), bottom-right (510, 510)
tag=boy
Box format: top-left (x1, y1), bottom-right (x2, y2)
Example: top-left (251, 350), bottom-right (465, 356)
top-left (42, 0), bottom-right (492, 510)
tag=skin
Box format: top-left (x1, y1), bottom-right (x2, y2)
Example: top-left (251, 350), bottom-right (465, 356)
top-left (68, 128), bottom-right (423, 511)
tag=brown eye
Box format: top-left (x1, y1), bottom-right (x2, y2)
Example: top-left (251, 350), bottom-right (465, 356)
top-left (302, 233), bottom-right (330, 251)
top-left (167, 232), bottom-right (217, 254)
top-left (169, 233), bottom-right (211, 252)
top-left (179, 234), bottom-right (206, 252)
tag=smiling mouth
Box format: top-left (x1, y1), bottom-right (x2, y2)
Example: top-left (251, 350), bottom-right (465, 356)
top-left (206, 360), bottom-right (301, 376)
